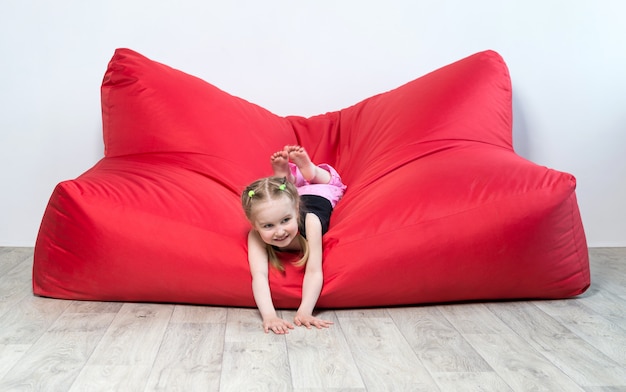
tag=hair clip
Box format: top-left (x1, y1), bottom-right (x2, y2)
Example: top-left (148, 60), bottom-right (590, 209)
top-left (278, 177), bottom-right (287, 191)
top-left (247, 190), bottom-right (255, 198)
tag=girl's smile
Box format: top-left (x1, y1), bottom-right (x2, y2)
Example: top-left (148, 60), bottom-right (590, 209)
top-left (252, 196), bottom-right (299, 248)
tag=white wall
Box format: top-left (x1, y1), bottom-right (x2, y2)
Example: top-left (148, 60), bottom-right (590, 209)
top-left (1, 0), bottom-right (624, 247)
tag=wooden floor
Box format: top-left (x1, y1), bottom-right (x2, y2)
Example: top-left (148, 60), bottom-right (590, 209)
top-left (0, 248), bottom-right (625, 391)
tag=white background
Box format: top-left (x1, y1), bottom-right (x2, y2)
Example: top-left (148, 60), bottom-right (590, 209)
top-left (1, 0), bottom-right (624, 247)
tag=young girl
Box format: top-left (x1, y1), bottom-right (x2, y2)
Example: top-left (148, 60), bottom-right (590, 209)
top-left (241, 145), bottom-right (347, 334)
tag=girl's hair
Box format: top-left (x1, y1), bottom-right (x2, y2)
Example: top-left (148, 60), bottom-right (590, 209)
top-left (242, 176), bottom-right (309, 271)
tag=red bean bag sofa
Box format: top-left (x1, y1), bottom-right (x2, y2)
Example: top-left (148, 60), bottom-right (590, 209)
top-left (33, 48), bottom-right (590, 308)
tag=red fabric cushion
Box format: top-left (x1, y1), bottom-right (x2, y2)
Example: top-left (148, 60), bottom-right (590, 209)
top-left (33, 49), bottom-right (590, 308)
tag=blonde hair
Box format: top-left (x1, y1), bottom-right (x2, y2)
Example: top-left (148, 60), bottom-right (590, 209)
top-left (242, 176), bottom-right (309, 271)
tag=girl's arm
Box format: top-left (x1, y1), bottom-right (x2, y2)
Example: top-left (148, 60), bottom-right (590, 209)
top-left (247, 231), bottom-right (294, 334)
top-left (294, 213), bottom-right (334, 329)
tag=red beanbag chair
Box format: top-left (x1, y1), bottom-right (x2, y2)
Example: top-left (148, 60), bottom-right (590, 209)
top-left (33, 49), bottom-right (590, 308)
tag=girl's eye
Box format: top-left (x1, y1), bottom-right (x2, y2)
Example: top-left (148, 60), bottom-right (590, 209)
top-left (282, 217), bottom-right (291, 224)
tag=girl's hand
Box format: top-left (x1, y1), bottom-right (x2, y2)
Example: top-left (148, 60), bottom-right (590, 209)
top-left (263, 316), bottom-right (295, 334)
top-left (294, 312), bottom-right (334, 329)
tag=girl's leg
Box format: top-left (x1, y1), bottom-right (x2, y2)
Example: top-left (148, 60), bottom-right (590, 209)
top-left (286, 145), bottom-right (331, 184)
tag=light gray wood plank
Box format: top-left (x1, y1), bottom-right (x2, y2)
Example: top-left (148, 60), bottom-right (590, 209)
top-left (577, 286), bottom-right (626, 329)
top-left (464, 333), bottom-right (585, 391)
top-left (589, 267), bottom-right (626, 298)
top-left (0, 311), bottom-right (116, 392)
top-left (589, 248), bottom-right (626, 297)
top-left (333, 308), bottom-right (391, 318)
top-left (0, 344), bottom-right (30, 380)
top-left (220, 339), bottom-right (292, 392)
top-left (281, 310), bottom-right (364, 390)
top-left (0, 248), bottom-right (32, 275)
top-left (0, 295), bottom-right (71, 345)
top-left (535, 299), bottom-right (626, 367)
top-left (388, 306), bottom-right (493, 373)
top-left (0, 253), bottom-right (33, 319)
top-left (223, 307), bottom-right (272, 343)
top-left (590, 247), bottom-right (626, 264)
top-left (144, 322), bottom-right (225, 391)
top-left (336, 313), bottom-right (438, 391)
top-left (486, 301), bottom-right (626, 387)
top-left (68, 303), bottom-right (172, 391)
top-left (431, 372), bottom-right (513, 391)
top-left (220, 308), bottom-right (292, 391)
top-left (138, 303), bottom-right (226, 392)
top-left (0, 247), bottom-right (624, 391)
top-left (170, 304), bottom-right (227, 324)
top-left (65, 300), bottom-right (124, 314)
top-left (438, 303), bottom-right (513, 334)
top-left (70, 364), bottom-right (153, 392)
top-left (80, 303), bottom-right (172, 365)
top-left (583, 387), bottom-right (626, 392)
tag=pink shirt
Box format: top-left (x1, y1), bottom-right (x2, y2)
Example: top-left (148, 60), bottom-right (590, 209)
top-left (289, 163), bottom-right (346, 208)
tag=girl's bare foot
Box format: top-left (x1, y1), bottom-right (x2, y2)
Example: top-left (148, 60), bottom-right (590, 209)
top-left (286, 145), bottom-right (330, 184)
top-left (270, 150), bottom-right (290, 178)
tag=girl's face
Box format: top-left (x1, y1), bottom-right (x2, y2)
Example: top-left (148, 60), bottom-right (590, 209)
top-left (251, 195), bottom-right (299, 248)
